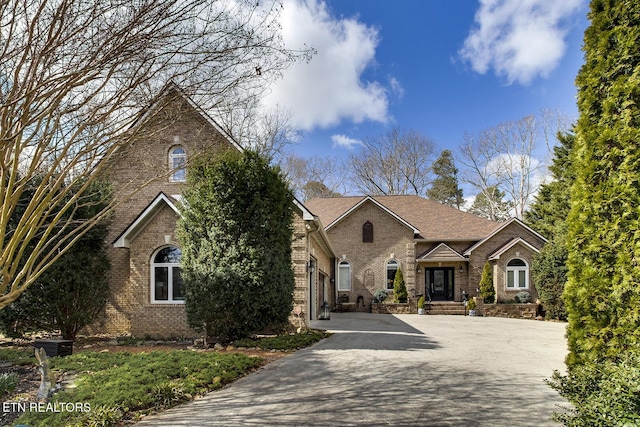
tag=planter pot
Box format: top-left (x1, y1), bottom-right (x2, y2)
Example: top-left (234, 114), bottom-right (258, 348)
top-left (468, 309), bottom-right (476, 316)
top-left (418, 308), bottom-right (425, 315)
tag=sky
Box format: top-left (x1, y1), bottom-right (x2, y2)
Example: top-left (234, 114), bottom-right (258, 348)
top-left (259, 0), bottom-right (590, 177)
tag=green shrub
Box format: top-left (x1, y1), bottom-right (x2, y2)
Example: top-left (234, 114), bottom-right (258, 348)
top-left (467, 298), bottom-right (476, 311)
top-left (514, 291), bottom-right (531, 303)
top-left (547, 350), bottom-right (640, 425)
top-left (0, 372), bottom-right (19, 395)
top-left (373, 289), bottom-right (388, 303)
top-left (479, 262), bottom-right (495, 303)
top-left (393, 269), bottom-right (407, 303)
top-left (417, 296), bottom-right (425, 309)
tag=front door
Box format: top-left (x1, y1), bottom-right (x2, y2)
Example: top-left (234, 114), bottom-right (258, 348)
top-left (426, 268), bottom-right (454, 301)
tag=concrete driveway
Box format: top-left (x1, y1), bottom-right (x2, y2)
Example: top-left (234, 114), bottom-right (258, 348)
top-left (137, 313), bottom-right (568, 426)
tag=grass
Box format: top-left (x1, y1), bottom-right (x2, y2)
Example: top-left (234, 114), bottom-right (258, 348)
top-left (7, 330), bottom-right (329, 426)
top-left (0, 347), bottom-right (36, 365)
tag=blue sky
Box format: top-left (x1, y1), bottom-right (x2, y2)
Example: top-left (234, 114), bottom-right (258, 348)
top-left (261, 0), bottom-right (589, 164)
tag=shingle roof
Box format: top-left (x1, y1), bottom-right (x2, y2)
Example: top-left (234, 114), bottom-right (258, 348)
top-left (304, 195), bottom-right (499, 241)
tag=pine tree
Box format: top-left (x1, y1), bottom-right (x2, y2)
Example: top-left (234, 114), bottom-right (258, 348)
top-left (427, 150), bottom-right (464, 208)
top-left (479, 262), bottom-right (495, 303)
top-left (565, 0), bottom-right (640, 367)
top-left (526, 131), bottom-right (575, 321)
top-left (468, 186), bottom-right (512, 221)
top-left (393, 268), bottom-right (407, 303)
top-left (177, 150), bottom-right (295, 342)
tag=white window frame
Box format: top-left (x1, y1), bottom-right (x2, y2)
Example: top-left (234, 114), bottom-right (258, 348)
top-left (386, 259), bottom-right (398, 291)
top-left (169, 146), bottom-right (187, 182)
top-left (151, 246), bottom-right (185, 304)
top-left (338, 260), bottom-right (351, 291)
top-left (506, 258), bottom-right (529, 290)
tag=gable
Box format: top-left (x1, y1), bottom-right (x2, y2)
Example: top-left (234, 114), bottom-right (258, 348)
top-left (487, 238), bottom-right (541, 260)
top-left (323, 196), bottom-right (420, 234)
top-left (113, 193), bottom-right (180, 248)
top-left (417, 243), bottom-right (466, 262)
top-left (464, 218), bottom-right (547, 256)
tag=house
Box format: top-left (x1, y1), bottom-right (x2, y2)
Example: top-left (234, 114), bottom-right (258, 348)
top-left (304, 195), bottom-right (547, 307)
top-left (90, 84), bottom-right (545, 339)
top-left (89, 84), bottom-right (334, 338)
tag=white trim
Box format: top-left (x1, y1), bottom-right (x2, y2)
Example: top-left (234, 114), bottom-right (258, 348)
top-left (464, 218), bottom-right (547, 256)
top-left (168, 145), bottom-right (187, 182)
top-left (150, 245), bottom-right (185, 304)
top-left (488, 238), bottom-right (541, 260)
top-left (505, 257), bottom-right (529, 290)
top-left (337, 260), bottom-right (351, 291)
top-left (325, 196), bottom-right (420, 234)
top-left (386, 259), bottom-right (399, 290)
top-left (113, 193), bottom-right (180, 248)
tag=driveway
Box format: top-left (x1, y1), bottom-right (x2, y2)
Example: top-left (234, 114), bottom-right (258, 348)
top-left (137, 313), bottom-right (568, 426)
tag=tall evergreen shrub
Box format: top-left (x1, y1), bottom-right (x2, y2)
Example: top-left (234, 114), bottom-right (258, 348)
top-left (177, 150), bottom-right (295, 342)
top-left (393, 269), bottom-right (407, 303)
top-left (478, 262), bottom-right (495, 303)
top-left (565, 0), bottom-right (640, 367)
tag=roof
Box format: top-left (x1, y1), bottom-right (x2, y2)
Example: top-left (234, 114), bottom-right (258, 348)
top-left (113, 193), bottom-right (180, 248)
top-left (304, 195), bottom-right (498, 240)
top-left (487, 237), bottom-right (542, 260)
top-left (463, 217), bottom-right (548, 256)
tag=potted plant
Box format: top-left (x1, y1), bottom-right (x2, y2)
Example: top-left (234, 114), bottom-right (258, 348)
top-left (467, 297), bottom-right (477, 316)
top-left (417, 296), bottom-right (426, 315)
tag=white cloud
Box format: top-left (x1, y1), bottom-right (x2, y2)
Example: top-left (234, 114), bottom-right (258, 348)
top-left (331, 134), bottom-right (363, 150)
top-left (389, 77), bottom-right (404, 98)
top-left (459, 0), bottom-right (584, 85)
top-left (261, 0), bottom-right (390, 130)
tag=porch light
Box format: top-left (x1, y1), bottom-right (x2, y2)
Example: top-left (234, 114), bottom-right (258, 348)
top-left (459, 265), bottom-right (465, 273)
top-left (319, 301), bottom-right (331, 320)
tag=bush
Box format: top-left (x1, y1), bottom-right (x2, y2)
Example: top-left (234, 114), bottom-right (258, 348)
top-left (393, 269), bottom-right (407, 303)
top-left (479, 262), bottom-right (495, 303)
top-left (514, 291), bottom-right (531, 303)
top-left (547, 350), bottom-right (640, 425)
top-left (373, 289), bottom-right (388, 303)
top-left (0, 372), bottom-right (19, 396)
top-left (467, 298), bottom-right (477, 311)
top-left (417, 296), bottom-right (425, 309)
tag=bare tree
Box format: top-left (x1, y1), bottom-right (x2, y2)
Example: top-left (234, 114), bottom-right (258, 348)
top-left (0, 0), bottom-right (311, 309)
top-left (282, 154), bottom-right (343, 200)
top-left (347, 128), bottom-right (437, 196)
top-left (458, 114), bottom-right (567, 220)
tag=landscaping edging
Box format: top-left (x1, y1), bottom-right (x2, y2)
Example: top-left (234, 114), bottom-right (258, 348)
top-left (371, 302), bottom-right (413, 314)
top-left (482, 303), bottom-right (538, 319)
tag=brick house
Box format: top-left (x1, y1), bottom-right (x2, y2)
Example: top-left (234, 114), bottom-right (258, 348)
top-left (304, 195), bottom-right (547, 307)
top-left (90, 84), bottom-right (545, 338)
top-left (89, 84), bottom-right (334, 338)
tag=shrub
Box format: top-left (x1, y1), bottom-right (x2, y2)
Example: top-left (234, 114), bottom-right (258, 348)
top-left (0, 372), bottom-right (19, 396)
top-left (373, 289), bottom-right (388, 303)
top-left (467, 298), bottom-right (477, 311)
top-left (393, 269), bottom-right (407, 303)
top-left (479, 262), bottom-right (495, 303)
top-left (514, 291), bottom-right (531, 303)
top-left (547, 350), bottom-right (640, 426)
top-left (417, 296), bottom-right (425, 309)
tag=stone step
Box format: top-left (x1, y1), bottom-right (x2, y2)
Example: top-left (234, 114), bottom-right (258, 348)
top-left (426, 302), bottom-right (467, 315)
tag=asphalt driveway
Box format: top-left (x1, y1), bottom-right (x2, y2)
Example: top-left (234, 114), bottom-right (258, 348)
top-left (137, 313), bottom-right (568, 426)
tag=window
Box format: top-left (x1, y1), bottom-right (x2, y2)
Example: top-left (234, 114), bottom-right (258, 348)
top-left (506, 258), bottom-right (528, 289)
top-left (338, 260), bottom-right (351, 291)
top-left (362, 221), bottom-right (373, 243)
top-left (151, 246), bottom-right (184, 303)
top-left (169, 146), bottom-right (187, 182)
top-left (386, 260), bottom-right (398, 290)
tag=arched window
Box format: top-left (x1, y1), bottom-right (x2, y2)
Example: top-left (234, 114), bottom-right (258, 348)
top-left (386, 260), bottom-right (398, 290)
top-left (506, 258), bottom-right (528, 289)
top-left (362, 221), bottom-right (373, 243)
top-left (169, 146), bottom-right (187, 182)
top-left (338, 260), bottom-right (351, 291)
top-left (151, 246), bottom-right (184, 303)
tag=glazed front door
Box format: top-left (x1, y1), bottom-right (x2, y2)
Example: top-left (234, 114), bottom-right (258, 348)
top-left (426, 268), bottom-right (454, 301)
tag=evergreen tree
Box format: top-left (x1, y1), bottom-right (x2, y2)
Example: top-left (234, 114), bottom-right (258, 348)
top-left (526, 131), bottom-right (575, 321)
top-left (393, 268), bottom-right (407, 303)
top-left (0, 180), bottom-right (112, 340)
top-left (177, 150), bottom-right (295, 343)
top-left (479, 262), bottom-right (495, 303)
top-left (427, 150), bottom-right (464, 208)
top-left (565, 0), bottom-right (640, 367)
top-left (468, 186), bottom-right (512, 221)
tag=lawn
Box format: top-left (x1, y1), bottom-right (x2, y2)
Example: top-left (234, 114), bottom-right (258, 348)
top-left (1, 330), bottom-right (329, 426)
